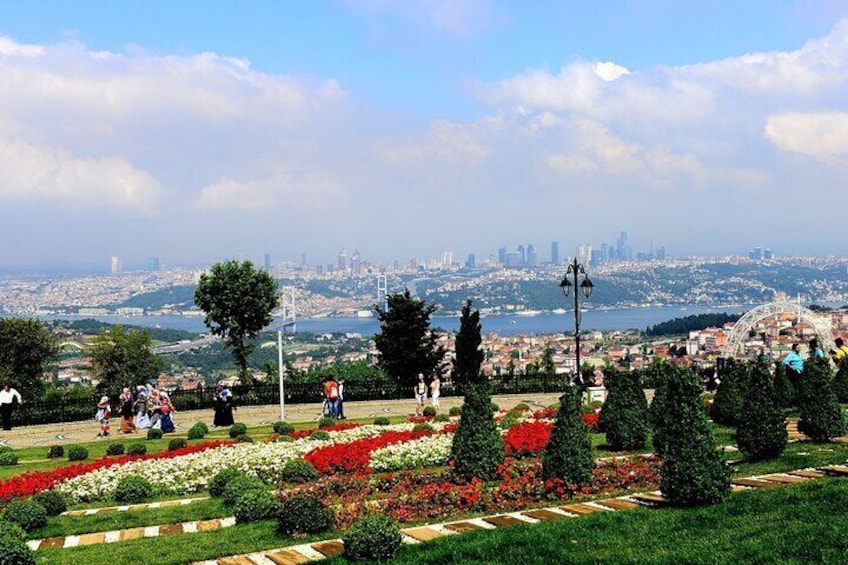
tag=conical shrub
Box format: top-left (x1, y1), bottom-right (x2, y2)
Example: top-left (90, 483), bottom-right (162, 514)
top-left (833, 364), bottom-right (848, 404)
top-left (599, 367), bottom-right (649, 451)
top-left (798, 357), bottom-right (845, 442)
top-left (450, 384), bottom-right (505, 480)
top-left (542, 387), bottom-right (594, 485)
top-left (737, 360), bottom-right (787, 460)
top-left (655, 362), bottom-right (730, 506)
top-left (772, 360), bottom-right (796, 408)
top-left (709, 358), bottom-right (747, 425)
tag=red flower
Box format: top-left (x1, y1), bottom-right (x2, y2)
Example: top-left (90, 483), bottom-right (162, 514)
top-left (503, 421), bottom-right (553, 457)
top-left (304, 429), bottom-right (432, 475)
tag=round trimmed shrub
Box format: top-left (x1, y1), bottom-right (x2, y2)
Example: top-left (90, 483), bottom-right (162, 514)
top-left (126, 443), bottom-right (147, 456)
top-left (433, 414), bottom-right (450, 423)
top-left (0, 518), bottom-right (27, 541)
top-left (187, 422), bottom-right (208, 440)
top-left (490, 402), bottom-right (500, 413)
top-left (343, 515), bottom-right (403, 562)
top-left (373, 417), bottom-right (390, 426)
top-left (276, 495), bottom-right (332, 535)
top-left (67, 446), bottom-right (88, 461)
top-left (106, 443), bottom-right (125, 456)
top-left (272, 421), bottom-right (295, 435)
top-left (113, 475), bottom-right (154, 503)
top-left (168, 438), bottom-right (187, 451)
top-left (209, 468), bottom-right (244, 498)
top-left (412, 423), bottom-right (434, 434)
top-left (498, 411), bottom-right (521, 430)
top-left (233, 490), bottom-right (277, 524)
top-left (448, 406), bottom-right (462, 417)
top-left (309, 430), bottom-right (330, 441)
top-left (422, 406), bottom-right (437, 417)
top-left (46, 445), bottom-right (64, 459)
top-left (228, 423), bottom-right (248, 438)
top-left (31, 491), bottom-right (67, 516)
top-left (147, 428), bottom-right (163, 440)
top-left (281, 459), bottom-right (318, 484)
top-left (2, 500), bottom-right (47, 532)
top-left (0, 535), bottom-right (35, 565)
top-left (511, 403), bottom-right (530, 413)
top-left (276, 435), bottom-right (294, 443)
top-left (222, 475), bottom-right (265, 507)
top-left (235, 434), bottom-right (254, 443)
top-left (0, 451), bottom-right (18, 466)
top-left (318, 417), bottom-right (336, 429)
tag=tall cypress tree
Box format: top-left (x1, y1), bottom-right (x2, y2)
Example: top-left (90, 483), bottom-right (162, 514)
top-left (542, 387), bottom-right (594, 485)
top-left (737, 360), bottom-right (787, 460)
top-left (798, 357), bottom-right (845, 442)
top-left (453, 300), bottom-right (484, 390)
top-left (655, 363), bottom-right (730, 506)
top-left (772, 360), bottom-right (796, 408)
top-left (709, 358), bottom-right (747, 425)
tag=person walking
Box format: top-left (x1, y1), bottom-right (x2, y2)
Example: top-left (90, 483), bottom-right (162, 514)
top-left (323, 376), bottom-right (340, 419)
top-left (119, 387), bottom-right (136, 433)
top-left (213, 385), bottom-right (235, 427)
top-left (414, 373), bottom-right (427, 416)
top-left (95, 396), bottom-right (111, 438)
top-left (337, 379), bottom-right (346, 419)
top-left (829, 337), bottom-right (848, 367)
top-left (134, 388), bottom-right (151, 429)
top-left (429, 373), bottom-right (441, 411)
top-left (159, 393), bottom-right (176, 433)
top-left (0, 384), bottom-right (23, 431)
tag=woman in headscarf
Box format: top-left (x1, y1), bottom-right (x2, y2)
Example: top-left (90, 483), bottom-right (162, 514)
top-left (213, 385), bottom-right (235, 427)
top-left (119, 387), bottom-right (136, 433)
top-left (134, 386), bottom-right (151, 429)
top-left (149, 389), bottom-right (162, 430)
top-left (159, 392), bottom-right (176, 433)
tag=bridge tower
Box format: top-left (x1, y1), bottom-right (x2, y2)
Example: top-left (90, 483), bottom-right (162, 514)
top-left (376, 274), bottom-right (388, 311)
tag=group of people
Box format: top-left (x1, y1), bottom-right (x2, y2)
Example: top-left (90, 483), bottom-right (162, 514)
top-left (321, 376), bottom-right (345, 419)
top-left (95, 382), bottom-right (176, 438)
top-left (780, 337), bottom-right (848, 388)
top-left (414, 372), bottom-right (440, 416)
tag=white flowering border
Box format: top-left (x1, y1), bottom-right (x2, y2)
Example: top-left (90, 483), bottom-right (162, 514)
top-left (55, 422), bottom-right (449, 503)
top-left (369, 433), bottom-right (454, 472)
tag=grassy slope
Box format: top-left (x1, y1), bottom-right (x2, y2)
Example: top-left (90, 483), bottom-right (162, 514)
top-left (325, 478), bottom-right (848, 565)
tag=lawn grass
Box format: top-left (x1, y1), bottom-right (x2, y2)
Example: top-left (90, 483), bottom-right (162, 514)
top-left (325, 478), bottom-right (848, 565)
top-left (29, 497), bottom-right (231, 539)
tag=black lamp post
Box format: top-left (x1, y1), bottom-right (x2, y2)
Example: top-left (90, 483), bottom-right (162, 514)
top-left (560, 258), bottom-right (594, 387)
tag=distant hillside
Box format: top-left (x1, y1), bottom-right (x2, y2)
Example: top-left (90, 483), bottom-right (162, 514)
top-left (646, 312), bottom-right (742, 337)
top-left (117, 284), bottom-right (196, 310)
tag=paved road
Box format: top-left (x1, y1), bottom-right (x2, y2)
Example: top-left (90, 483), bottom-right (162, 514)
top-left (0, 393), bottom-right (565, 450)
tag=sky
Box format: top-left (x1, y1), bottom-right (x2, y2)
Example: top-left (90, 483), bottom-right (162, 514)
top-left (0, 0), bottom-right (847, 270)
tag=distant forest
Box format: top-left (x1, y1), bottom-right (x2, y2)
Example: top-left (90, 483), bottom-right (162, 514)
top-left (646, 312), bottom-right (742, 337)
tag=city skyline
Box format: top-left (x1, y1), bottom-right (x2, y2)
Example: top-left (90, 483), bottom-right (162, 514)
top-left (0, 2), bottom-right (847, 266)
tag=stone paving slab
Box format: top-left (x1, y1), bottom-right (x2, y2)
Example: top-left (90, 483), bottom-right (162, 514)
top-left (522, 508), bottom-right (571, 521)
top-left (819, 465), bottom-right (848, 476)
top-left (758, 474), bottom-right (809, 484)
top-left (731, 478), bottom-right (781, 488)
top-left (443, 521), bottom-right (487, 533)
top-left (482, 515), bottom-right (527, 528)
top-left (310, 541), bottom-right (344, 558)
top-left (787, 469), bottom-right (827, 479)
top-left (265, 550), bottom-right (312, 565)
top-left (559, 503), bottom-right (604, 516)
top-left (594, 498), bottom-right (640, 511)
top-left (404, 527), bottom-right (447, 542)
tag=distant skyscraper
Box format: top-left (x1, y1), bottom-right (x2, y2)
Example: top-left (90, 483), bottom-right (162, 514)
top-left (526, 244), bottom-right (537, 267)
top-left (300, 253), bottom-right (306, 269)
top-left (577, 244), bottom-right (592, 267)
top-left (351, 249), bottom-right (361, 274)
top-left (517, 245), bottom-right (526, 266)
top-left (590, 249), bottom-right (602, 267)
top-left (763, 248), bottom-right (773, 260)
top-left (656, 246), bottom-right (666, 260)
top-left (551, 241), bottom-right (560, 266)
top-left (466, 253), bottom-right (476, 268)
top-left (600, 243), bottom-right (610, 264)
top-left (505, 251), bottom-right (522, 268)
top-left (148, 257), bottom-right (160, 272)
top-left (264, 253), bottom-right (271, 270)
top-left (338, 249), bottom-right (347, 271)
top-left (442, 250), bottom-right (453, 268)
top-left (498, 247), bottom-right (507, 265)
top-left (110, 256), bottom-right (121, 274)
top-left (749, 247), bottom-right (763, 260)
top-left (616, 231), bottom-right (631, 261)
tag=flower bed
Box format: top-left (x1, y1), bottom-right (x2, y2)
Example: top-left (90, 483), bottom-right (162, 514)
top-left (280, 455), bottom-right (660, 529)
top-left (305, 430), bottom-right (432, 474)
top-left (370, 434), bottom-right (454, 472)
top-left (503, 421), bottom-right (553, 457)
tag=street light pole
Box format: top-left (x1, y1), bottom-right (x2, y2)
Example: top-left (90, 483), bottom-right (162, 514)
top-left (560, 258), bottom-right (594, 387)
top-left (277, 330), bottom-right (285, 421)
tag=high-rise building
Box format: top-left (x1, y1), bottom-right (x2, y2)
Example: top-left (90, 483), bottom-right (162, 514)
top-left (442, 250), bottom-right (453, 268)
top-left (600, 243), bottom-right (610, 264)
top-left (763, 248), bottom-right (773, 260)
top-left (466, 253), bottom-right (476, 268)
top-left (590, 249), bottom-right (602, 267)
top-left (656, 246), bottom-right (667, 260)
top-left (577, 244), bottom-right (592, 267)
top-left (749, 247), bottom-right (763, 260)
top-left (616, 231), bottom-right (631, 261)
top-left (110, 256), bottom-right (121, 275)
top-left (550, 241), bottom-right (560, 266)
top-left (351, 250), bottom-right (361, 275)
top-left (148, 257), bottom-right (160, 272)
top-left (526, 244), bottom-right (537, 267)
top-left (264, 253), bottom-right (271, 270)
top-left (505, 251), bottom-right (522, 268)
top-left (338, 249), bottom-right (347, 271)
top-left (517, 245), bottom-right (526, 266)
top-left (498, 247), bottom-right (507, 265)
top-left (300, 253), bottom-right (306, 269)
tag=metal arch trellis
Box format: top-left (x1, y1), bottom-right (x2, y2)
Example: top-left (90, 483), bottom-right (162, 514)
top-left (722, 301), bottom-right (835, 358)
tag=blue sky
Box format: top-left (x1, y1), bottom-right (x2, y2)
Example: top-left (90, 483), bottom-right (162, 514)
top-left (0, 1), bottom-right (847, 268)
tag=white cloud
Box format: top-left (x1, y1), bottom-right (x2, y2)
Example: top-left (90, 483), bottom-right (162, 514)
top-left (0, 137), bottom-right (160, 211)
top-left (593, 61), bottom-right (629, 82)
top-left (193, 170), bottom-right (347, 212)
top-left (765, 112), bottom-right (848, 164)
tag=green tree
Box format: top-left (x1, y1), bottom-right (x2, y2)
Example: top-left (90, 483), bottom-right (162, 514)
top-left (654, 362), bottom-right (730, 506)
top-left (194, 260), bottom-right (278, 385)
top-left (541, 386), bottom-right (594, 485)
top-left (450, 384), bottom-right (505, 481)
top-left (798, 357), bottom-right (845, 442)
top-left (88, 326), bottom-right (163, 396)
top-left (737, 360), bottom-right (787, 461)
top-left (709, 358), bottom-right (747, 426)
top-left (599, 366), bottom-right (649, 451)
top-left (542, 348), bottom-right (556, 380)
top-left (0, 318), bottom-right (58, 396)
top-left (452, 300), bottom-right (484, 389)
top-left (772, 360), bottom-right (796, 408)
top-left (373, 289), bottom-right (445, 390)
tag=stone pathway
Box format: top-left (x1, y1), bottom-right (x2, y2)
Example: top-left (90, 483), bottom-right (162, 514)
top-left (61, 496), bottom-right (210, 516)
top-left (192, 464), bottom-right (848, 565)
